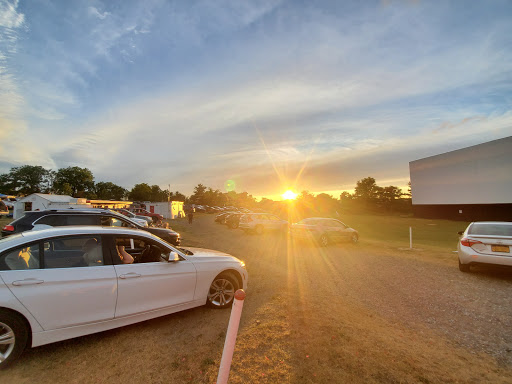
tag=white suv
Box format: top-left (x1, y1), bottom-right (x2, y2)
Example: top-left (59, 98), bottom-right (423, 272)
top-left (239, 213), bottom-right (288, 235)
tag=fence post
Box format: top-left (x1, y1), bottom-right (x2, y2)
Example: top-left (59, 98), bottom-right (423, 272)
top-left (217, 289), bottom-right (246, 384)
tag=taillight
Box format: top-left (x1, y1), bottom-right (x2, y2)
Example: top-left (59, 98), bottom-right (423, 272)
top-left (3, 225), bottom-right (14, 232)
top-left (460, 238), bottom-right (482, 247)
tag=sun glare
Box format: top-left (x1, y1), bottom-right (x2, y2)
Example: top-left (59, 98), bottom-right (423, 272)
top-left (282, 190), bottom-right (298, 200)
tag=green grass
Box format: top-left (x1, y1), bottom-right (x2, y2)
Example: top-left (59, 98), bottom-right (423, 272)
top-left (340, 213), bottom-right (470, 250)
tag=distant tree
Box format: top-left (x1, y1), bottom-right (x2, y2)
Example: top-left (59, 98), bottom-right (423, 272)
top-left (95, 182), bottom-right (127, 200)
top-left (149, 185), bottom-right (168, 202)
top-left (169, 191), bottom-right (187, 202)
top-left (129, 183), bottom-right (152, 201)
top-left (340, 191), bottom-right (353, 201)
top-left (0, 165), bottom-right (53, 195)
top-left (53, 166), bottom-right (95, 197)
top-left (406, 181), bottom-right (412, 197)
top-left (315, 193), bottom-right (339, 215)
top-left (59, 183), bottom-right (73, 196)
top-left (354, 177), bottom-right (379, 202)
top-left (378, 186), bottom-right (403, 202)
top-left (189, 184), bottom-right (207, 204)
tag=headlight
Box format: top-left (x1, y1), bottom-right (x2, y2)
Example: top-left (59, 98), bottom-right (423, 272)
top-left (240, 260), bottom-right (246, 269)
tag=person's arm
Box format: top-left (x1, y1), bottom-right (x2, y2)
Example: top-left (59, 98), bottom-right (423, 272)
top-left (117, 245), bottom-right (134, 264)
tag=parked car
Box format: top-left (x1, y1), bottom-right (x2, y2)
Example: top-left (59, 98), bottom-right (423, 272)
top-left (457, 221), bottom-right (512, 272)
top-left (128, 207), bottom-right (164, 224)
top-left (239, 213), bottom-right (288, 234)
top-left (215, 212), bottom-right (232, 224)
top-left (226, 213), bottom-right (244, 229)
top-left (1, 209), bottom-right (181, 245)
top-left (111, 208), bottom-right (152, 226)
top-left (290, 217), bottom-right (359, 246)
top-left (0, 226), bottom-right (248, 368)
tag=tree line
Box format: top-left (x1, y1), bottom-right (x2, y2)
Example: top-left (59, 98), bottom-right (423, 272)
top-left (0, 165), bottom-right (185, 202)
top-left (0, 166), bottom-right (410, 215)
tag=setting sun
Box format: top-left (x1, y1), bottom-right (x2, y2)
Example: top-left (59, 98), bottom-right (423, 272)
top-left (282, 190), bottom-right (298, 200)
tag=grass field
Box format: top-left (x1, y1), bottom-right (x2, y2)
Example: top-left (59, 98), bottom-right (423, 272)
top-left (2, 213), bottom-right (510, 384)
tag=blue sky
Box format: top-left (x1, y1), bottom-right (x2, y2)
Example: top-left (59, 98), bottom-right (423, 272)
top-left (1, 0), bottom-right (511, 199)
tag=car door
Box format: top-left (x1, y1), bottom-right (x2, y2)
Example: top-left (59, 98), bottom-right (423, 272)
top-left (0, 235), bottom-right (117, 330)
top-left (110, 235), bottom-right (197, 318)
top-left (330, 220), bottom-right (350, 240)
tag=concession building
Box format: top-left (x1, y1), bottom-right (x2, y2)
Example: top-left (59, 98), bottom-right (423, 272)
top-left (409, 136), bottom-right (512, 221)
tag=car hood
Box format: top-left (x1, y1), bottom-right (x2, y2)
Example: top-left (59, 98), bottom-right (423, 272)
top-left (179, 247), bottom-right (239, 261)
top-left (145, 227), bottom-right (179, 237)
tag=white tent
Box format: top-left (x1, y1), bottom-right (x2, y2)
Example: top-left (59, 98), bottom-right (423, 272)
top-left (14, 194), bottom-right (90, 219)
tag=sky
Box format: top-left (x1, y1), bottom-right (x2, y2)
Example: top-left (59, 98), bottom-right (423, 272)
top-left (0, 0), bottom-right (511, 200)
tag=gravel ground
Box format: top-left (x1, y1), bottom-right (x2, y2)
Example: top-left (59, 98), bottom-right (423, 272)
top-left (180, 215), bottom-right (512, 368)
top-left (320, 244), bottom-right (512, 367)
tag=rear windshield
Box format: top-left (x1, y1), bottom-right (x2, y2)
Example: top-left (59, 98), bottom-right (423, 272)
top-left (468, 223), bottom-right (512, 236)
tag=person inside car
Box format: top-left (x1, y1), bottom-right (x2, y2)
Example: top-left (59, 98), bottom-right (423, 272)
top-left (117, 245), bottom-right (134, 264)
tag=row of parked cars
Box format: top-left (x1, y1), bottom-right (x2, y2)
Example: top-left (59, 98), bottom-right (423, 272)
top-left (0, 208), bottom-right (248, 368)
top-left (215, 211), bottom-right (359, 246)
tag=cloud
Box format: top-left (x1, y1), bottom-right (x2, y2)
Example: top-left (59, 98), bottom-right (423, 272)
top-left (88, 6), bottom-right (110, 20)
top-left (0, 0), bottom-right (24, 29)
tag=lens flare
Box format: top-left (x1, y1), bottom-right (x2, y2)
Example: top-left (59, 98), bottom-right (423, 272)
top-left (225, 179), bottom-right (236, 192)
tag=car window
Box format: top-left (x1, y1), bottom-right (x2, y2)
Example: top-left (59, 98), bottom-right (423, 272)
top-left (468, 224), bottom-right (512, 236)
top-left (35, 215), bottom-right (67, 226)
top-left (67, 215), bottom-right (100, 226)
top-left (43, 236), bottom-right (104, 268)
top-left (101, 216), bottom-right (132, 227)
top-left (1, 243), bottom-right (40, 270)
top-left (328, 220), bottom-right (345, 228)
top-left (114, 236), bottom-right (168, 264)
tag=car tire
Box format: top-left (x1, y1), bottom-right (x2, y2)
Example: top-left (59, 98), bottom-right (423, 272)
top-left (350, 233), bottom-right (359, 244)
top-left (458, 259), bottom-right (471, 272)
top-left (0, 311), bottom-right (29, 369)
top-left (255, 225), bottom-right (264, 235)
top-left (319, 234), bottom-right (329, 247)
top-left (206, 273), bottom-right (238, 309)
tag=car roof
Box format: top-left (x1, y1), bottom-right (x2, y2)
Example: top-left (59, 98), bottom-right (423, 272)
top-left (0, 226), bottom-right (159, 251)
top-left (470, 221), bottom-right (512, 225)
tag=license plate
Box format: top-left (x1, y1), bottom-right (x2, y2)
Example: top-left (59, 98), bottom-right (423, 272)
top-left (492, 245), bottom-right (510, 253)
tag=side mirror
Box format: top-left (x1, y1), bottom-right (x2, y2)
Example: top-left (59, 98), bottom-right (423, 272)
top-left (457, 231), bottom-right (464, 236)
top-left (164, 251), bottom-right (180, 262)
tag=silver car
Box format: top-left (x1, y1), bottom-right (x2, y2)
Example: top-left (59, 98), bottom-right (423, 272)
top-left (239, 213), bottom-right (288, 235)
top-left (457, 221), bottom-right (512, 272)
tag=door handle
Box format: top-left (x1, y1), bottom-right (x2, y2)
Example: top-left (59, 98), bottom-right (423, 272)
top-left (12, 279), bottom-right (44, 286)
top-left (119, 273), bottom-right (141, 279)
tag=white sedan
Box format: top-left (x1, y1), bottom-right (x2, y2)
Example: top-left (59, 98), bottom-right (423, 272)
top-left (458, 221), bottom-right (512, 272)
top-left (0, 226), bottom-right (248, 368)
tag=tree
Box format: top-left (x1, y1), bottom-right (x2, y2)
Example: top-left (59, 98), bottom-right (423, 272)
top-left (354, 177), bottom-right (379, 201)
top-left (53, 167), bottom-right (95, 197)
top-left (0, 165), bottom-right (53, 195)
top-left (95, 182), bottom-right (128, 200)
top-left (128, 183), bottom-right (152, 201)
top-left (169, 191), bottom-right (187, 202)
top-left (150, 185), bottom-right (168, 202)
top-left (189, 184), bottom-right (207, 204)
top-left (315, 193), bottom-right (339, 214)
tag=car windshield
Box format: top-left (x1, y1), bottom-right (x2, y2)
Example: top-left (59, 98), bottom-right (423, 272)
top-left (468, 224), bottom-right (512, 237)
